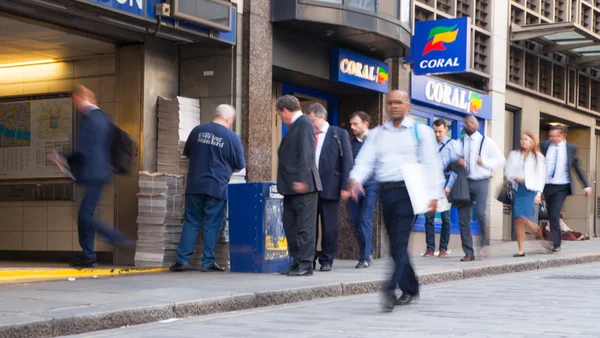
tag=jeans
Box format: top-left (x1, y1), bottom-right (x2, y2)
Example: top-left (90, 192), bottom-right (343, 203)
top-left (380, 186), bottom-right (419, 295)
top-left (348, 184), bottom-right (379, 260)
top-left (424, 210), bottom-right (451, 251)
top-left (176, 194), bottom-right (226, 269)
top-left (78, 182), bottom-right (130, 260)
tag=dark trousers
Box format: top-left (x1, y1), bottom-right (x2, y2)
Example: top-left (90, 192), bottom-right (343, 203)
top-left (283, 192), bottom-right (318, 269)
top-left (425, 210), bottom-right (451, 251)
top-left (380, 186), bottom-right (419, 295)
top-left (348, 183), bottom-right (379, 260)
top-left (315, 197), bottom-right (341, 264)
top-left (78, 182), bottom-right (130, 260)
top-left (543, 184), bottom-right (570, 248)
top-left (457, 179), bottom-right (489, 255)
top-left (176, 194), bottom-right (227, 268)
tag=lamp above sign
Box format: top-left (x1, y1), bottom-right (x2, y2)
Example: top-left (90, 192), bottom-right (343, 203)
top-left (411, 74), bottom-right (492, 120)
top-left (331, 48), bottom-right (389, 94)
top-left (410, 17), bottom-right (471, 76)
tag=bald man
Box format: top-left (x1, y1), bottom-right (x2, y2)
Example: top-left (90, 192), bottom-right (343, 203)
top-left (456, 115), bottom-right (505, 261)
top-left (349, 90), bottom-right (445, 312)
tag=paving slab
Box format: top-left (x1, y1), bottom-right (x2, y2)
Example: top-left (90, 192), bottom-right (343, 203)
top-left (1, 239), bottom-right (600, 338)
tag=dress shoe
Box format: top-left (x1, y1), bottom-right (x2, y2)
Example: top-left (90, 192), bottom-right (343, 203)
top-left (69, 256), bottom-right (97, 268)
top-left (381, 292), bottom-right (397, 312)
top-left (513, 253), bottom-right (525, 257)
top-left (319, 263), bottom-right (332, 272)
top-left (279, 261), bottom-right (299, 275)
top-left (396, 293), bottom-right (419, 306)
top-left (169, 262), bottom-right (193, 272)
top-left (460, 254), bottom-right (475, 262)
top-left (200, 262), bottom-right (226, 272)
top-left (355, 260), bottom-right (370, 268)
top-left (551, 246), bottom-right (561, 253)
top-left (288, 267), bottom-right (313, 276)
top-left (438, 250), bottom-right (449, 258)
top-left (422, 250), bottom-right (435, 257)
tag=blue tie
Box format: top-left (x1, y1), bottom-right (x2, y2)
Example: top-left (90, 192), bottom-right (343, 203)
top-left (550, 145), bottom-right (558, 179)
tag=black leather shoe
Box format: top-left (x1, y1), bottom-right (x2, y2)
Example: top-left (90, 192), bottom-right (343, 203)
top-left (319, 263), bottom-right (332, 272)
top-left (355, 260), bottom-right (370, 268)
top-left (288, 267), bottom-right (313, 276)
top-left (170, 262), bottom-right (193, 272)
top-left (381, 292), bottom-right (397, 312)
top-left (200, 262), bottom-right (226, 272)
top-left (551, 246), bottom-right (561, 253)
top-left (69, 256), bottom-right (97, 268)
top-left (396, 293), bottom-right (419, 306)
top-left (279, 262), bottom-right (299, 275)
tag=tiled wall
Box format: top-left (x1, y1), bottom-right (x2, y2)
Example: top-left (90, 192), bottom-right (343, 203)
top-left (0, 56), bottom-right (116, 252)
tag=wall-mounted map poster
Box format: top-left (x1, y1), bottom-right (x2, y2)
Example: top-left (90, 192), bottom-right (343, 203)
top-left (0, 95), bottom-right (73, 179)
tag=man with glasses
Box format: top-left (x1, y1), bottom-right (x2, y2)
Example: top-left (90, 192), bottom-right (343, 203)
top-left (349, 90), bottom-right (445, 312)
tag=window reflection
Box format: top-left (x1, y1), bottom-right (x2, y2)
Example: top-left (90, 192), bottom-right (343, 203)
top-left (313, 0), bottom-right (343, 4)
top-left (347, 0), bottom-right (376, 11)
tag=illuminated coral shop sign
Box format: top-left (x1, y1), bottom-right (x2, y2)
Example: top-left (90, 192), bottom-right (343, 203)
top-left (411, 75), bottom-right (492, 120)
top-left (331, 48), bottom-right (389, 93)
top-left (410, 17), bottom-right (470, 75)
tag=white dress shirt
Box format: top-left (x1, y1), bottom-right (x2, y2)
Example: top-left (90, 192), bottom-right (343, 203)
top-left (356, 129), bottom-right (369, 143)
top-left (291, 111), bottom-right (303, 124)
top-left (545, 140), bottom-right (569, 185)
top-left (315, 122), bottom-right (329, 169)
top-left (349, 116), bottom-right (445, 201)
top-left (460, 131), bottom-right (505, 180)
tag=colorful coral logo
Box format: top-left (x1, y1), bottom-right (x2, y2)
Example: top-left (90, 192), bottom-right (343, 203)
top-left (422, 25), bottom-right (459, 56)
top-left (469, 92), bottom-right (482, 114)
top-left (376, 67), bottom-right (388, 84)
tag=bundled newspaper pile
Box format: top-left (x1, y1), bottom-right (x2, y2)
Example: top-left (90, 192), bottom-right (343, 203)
top-left (157, 96), bottom-right (200, 174)
top-left (134, 171), bottom-right (185, 268)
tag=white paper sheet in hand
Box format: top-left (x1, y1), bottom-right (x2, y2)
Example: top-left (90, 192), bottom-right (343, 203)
top-left (401, 162), bottom-right (432, 215)
top-left (436, 196), bottom-right (452, 213)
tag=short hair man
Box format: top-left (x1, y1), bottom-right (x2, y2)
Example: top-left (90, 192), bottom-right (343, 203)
top-left (540, 124), bottom-right (591, 252)
top-left (348, 111), bottom-right (379, 268)
top-left (275, 95), bottom-right (322, 276)
top-left (422, 118), bottom-right (460, 258)
top-left (305, 103), bottom-right (353, 272)
top-left (171, 104), bottom-right (245, 272)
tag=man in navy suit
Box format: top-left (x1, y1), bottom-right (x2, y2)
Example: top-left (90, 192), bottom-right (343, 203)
top-left (540, 124), bottom-right (592, 253)
top-left (50, 85), bottom-right (132, 267)
top-left (305, 103), bottom-right (353, 271)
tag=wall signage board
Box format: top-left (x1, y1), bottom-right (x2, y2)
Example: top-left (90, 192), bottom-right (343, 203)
top-left (410, 17), bottom-right (470, 75)
top-left (411, 74), bottom-right (492, 120)
top-left (82, 0), bottom-right (145, 17)
top-left (0, 95), bottom-right (73, 179)
top-left (330, 48), bottom-right (389, 93)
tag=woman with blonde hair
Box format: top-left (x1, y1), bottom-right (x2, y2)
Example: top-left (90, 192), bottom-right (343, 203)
top-left (505, 132), bottom-right (547, 256)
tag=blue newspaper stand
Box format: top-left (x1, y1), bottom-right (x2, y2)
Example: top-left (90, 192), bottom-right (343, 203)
top-left (228, 182), bottom-right (291, 273)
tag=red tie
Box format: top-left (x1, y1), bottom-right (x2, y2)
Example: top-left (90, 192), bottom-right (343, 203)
top-left (315, 131), bottom-right (322, 149)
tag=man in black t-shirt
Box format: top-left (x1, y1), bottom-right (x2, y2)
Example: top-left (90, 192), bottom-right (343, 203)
top-left (170, 104), bottom-right (245, 272)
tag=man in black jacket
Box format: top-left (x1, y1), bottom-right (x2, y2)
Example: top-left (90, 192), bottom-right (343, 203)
top-left (540, 124), bottom-right (592, 252)
top-left (276, 95), bottom-right (322, 276)
top-left (305, 103), bottom-right (353, 272)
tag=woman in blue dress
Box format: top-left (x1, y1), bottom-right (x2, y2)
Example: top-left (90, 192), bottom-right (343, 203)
top-left (505, 132), bottom-right (547, 257)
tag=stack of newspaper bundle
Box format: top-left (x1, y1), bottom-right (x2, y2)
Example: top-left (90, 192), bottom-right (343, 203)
top-left (134, 171), bottom-right (185, 268)
top-left (157, 96), bottom-right (200, 174)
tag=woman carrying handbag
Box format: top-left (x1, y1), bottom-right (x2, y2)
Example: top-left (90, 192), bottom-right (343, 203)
top-left (504, 132), bottom-right (548, 257)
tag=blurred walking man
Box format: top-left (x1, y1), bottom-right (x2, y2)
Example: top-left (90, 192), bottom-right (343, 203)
top-left (170, 104), bottom-right (245, 272)
top-left (349, 90), bottom-right (445, 312)
top-left (348, 111), bottom-right (379, 268)
top-left (276, 95), bottom-right (322, 277)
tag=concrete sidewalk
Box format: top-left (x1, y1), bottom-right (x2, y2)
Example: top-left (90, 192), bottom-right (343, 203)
top-left (2, 239), bottom-right (600, 338)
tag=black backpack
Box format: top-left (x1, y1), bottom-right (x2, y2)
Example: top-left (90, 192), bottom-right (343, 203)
top-left (110, 124), bottom-right (135, 174)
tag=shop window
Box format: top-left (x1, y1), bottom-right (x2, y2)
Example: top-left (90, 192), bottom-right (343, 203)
top-left (347, 0), bottom-right (375, 11)
top-left (312, 0), bottom-right (343, 4)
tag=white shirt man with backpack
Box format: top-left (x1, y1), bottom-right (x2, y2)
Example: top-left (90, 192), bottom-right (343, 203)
top-left (348, 90), bottom-right (445, 312)
top-left (456, 115), bottom-right (505, 262)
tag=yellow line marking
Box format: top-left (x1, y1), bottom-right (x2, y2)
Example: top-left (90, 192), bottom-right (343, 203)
top-left (0, 267), bottom-right (168, 284)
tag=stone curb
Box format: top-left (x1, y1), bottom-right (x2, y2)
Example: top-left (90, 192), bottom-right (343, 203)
top-left (3, 253), bottom-right (600, 338)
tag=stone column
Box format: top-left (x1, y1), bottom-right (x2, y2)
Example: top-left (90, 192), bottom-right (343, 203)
top-left (241, 0), bottom-right (273, 182)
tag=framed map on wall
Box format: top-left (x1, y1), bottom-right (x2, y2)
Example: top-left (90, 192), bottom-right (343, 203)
top-left (0, 94), bottom-right (74, 180)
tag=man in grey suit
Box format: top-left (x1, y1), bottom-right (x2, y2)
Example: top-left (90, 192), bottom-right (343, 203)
top-left (540, 124), bottom-right (592, 253)
top-left (276, 95), bottom-right (322, 277)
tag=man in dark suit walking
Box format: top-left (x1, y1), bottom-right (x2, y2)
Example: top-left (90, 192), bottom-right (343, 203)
top-left (49, 85), bottom-right (132, 267)
top-left (276, 95), bottom-right (322, 277)
top-left (305, 103), bottom-right (353, 272)
top-left (540, 124), bottom-right (591, 253)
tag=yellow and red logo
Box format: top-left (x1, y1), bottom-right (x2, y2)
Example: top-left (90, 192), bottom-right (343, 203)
top-left (422, 25), bottom-right (459, 56)
top-left (469, 92), bottom-right (482, 114)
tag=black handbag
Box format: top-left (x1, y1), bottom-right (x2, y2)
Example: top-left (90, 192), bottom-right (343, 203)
top-left (447, 163), bottom-right (470, 205)
top-left (497, 181), bottom-right (515, 204)
top-left (538, 201), bottom-right (548, 220)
